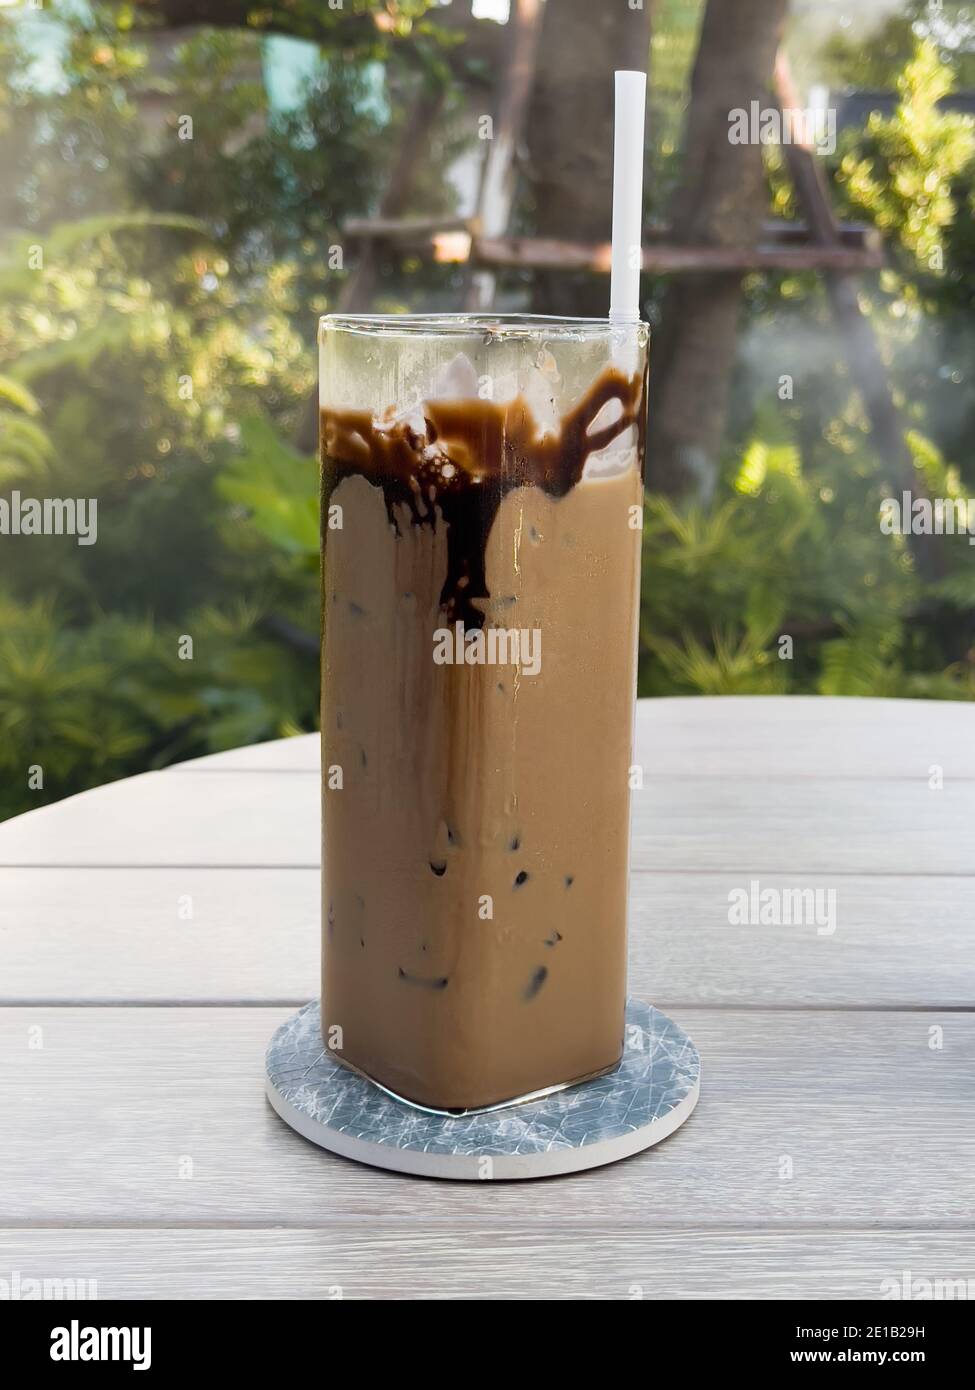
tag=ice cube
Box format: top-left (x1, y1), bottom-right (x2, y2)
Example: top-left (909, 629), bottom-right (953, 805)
top-left (520, 347), bottom-right (563, 438)
top-left (586, 397), bottom-right (624, 436)
top-left (430, 352), bottom-right (480, 402)
top-left (376, 404), bottom-right (427, 438)
top-left (583, 428), bottom-right (638, 480)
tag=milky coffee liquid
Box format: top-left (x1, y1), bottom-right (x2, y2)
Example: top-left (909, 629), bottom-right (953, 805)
top-left (320, 363), bottom-right (646, 1111)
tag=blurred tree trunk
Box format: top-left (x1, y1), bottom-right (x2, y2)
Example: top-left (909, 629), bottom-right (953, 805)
top-left (526, 0), bottom-right (652, 317)
top-left (646, 0), bottom-right (788, 500)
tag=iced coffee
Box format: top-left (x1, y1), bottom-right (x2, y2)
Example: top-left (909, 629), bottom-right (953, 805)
top-left (320, 314), bottom-right (648, 1111)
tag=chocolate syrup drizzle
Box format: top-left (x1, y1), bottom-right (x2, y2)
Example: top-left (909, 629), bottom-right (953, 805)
top-left (320, 366), bottom-right (646, 628)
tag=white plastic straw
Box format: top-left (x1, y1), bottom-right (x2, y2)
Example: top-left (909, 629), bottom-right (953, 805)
top-left (609, 69), bottom-right (647, 324)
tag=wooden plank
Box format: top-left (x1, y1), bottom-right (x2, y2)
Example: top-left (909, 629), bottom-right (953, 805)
top-left (631, 873), bottom-right (975, 1008)
top-left (0, 868), bottom-right (319, 1003)
top-left (347, 218), bottom-right (877, 250)
top-left (633, 696), bottom-right (975, 780)
top-left (333, 233), bottom-right (886, 275)
top-left (1, 1226), bottom-right (971, 1300)
top-left (1, 764), bottom-right (970, 873)
top-left (174, 697), bottom-right (975, 778)
top-left (749, 219), bottom-right (880, 250)
top-left (473, 234), bottom-right (885, 273)
top-left (173, 737), bottom-right (318, 771)
top-left (0, 770), bottom-right (321, 868)
top-left (630, 776), bottom-right (975, 875)
top-left (2, 868), bottom-right (973, 1008)
top-left (2, 1007), bottom-right (972, 1228)
top-left (344, 215), bottom-right (473, 239)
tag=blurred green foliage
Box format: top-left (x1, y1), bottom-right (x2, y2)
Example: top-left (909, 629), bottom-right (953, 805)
top-left (0, 2), bottom-right (974, 824)
top-left (640, 24), bottom-right (975, 702)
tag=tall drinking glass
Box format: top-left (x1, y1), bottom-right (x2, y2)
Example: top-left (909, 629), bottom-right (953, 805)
top-left (319, 314), bottom-right (649, 1112)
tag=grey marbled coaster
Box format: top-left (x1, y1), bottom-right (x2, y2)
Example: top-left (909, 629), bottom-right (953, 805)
top-left (265, 999), bottom-right (700, 1180)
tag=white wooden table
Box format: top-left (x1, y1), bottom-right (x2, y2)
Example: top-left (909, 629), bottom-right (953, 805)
top-left (2, 696), bottom-right (974, 1300)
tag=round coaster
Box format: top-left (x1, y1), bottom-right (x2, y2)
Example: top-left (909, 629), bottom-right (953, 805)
top-left (266, 999), bottom-right (700, 1180)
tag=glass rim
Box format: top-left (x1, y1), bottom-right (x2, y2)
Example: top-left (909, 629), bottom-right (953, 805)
top-left (318, 312), bottom-right (648, 343)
